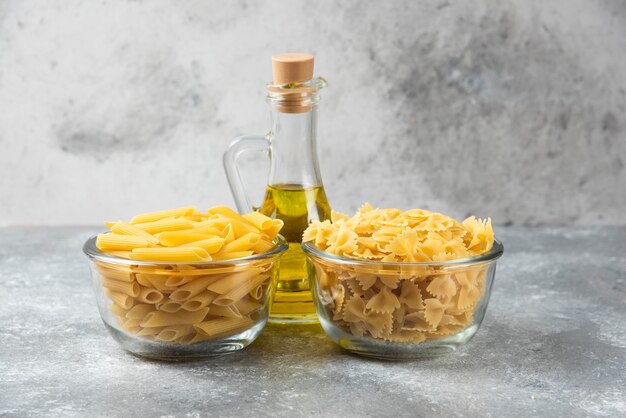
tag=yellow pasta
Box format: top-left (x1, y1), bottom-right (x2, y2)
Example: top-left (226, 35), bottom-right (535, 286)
top-left (211, 250), bottom-right (254, 260)
top-left (207, 269), bottom-right (261, 295)
top-left (180, 290), bottom-right (217, 312)
top-left (104, 289), bottom-right (134, 310)
top-left (95, 264), bottom-right (134, 283)
top-left (133, 218), bottom-right (194, 234)
top-left (136, 287), bottom-right (164, 304)
top-left (109, 304), bottom-right (128, 318)
top-left (157, 231), bottom-right (216, 247)
top-left (213, 273), bottom-right (270, 306)
top-left (242, 211), bottom-right (273, 231)
top-left (195, 317), bottom-right (254, 338)
top-left (130, 247), bottom-right (211, 262)
top-left (110, 222), bottom-right (159, 246)
top-left (125, 303), bottom-right (156, 319)
top-left (100, 277), bottom-right (140, 297)
top-left (303, 204), bottom-right (495, 344)
top-left (181, 236), bottom-right (225, 254)
top-left (169, 276), bottom-right (223, 302)
top-left (96, 233), bottom-right (148, 251)
top-left (94, 205), bottom-right (285, 345)
top-left (130, 206), bottom-right (196, 225)
top-left (140, 307), bottom-right (209, 327)
top-left (218, 232), bottom-right (259, 253)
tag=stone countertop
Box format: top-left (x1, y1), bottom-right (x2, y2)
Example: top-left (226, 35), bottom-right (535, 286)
top-left (0, 227), bottom-right (624, 417)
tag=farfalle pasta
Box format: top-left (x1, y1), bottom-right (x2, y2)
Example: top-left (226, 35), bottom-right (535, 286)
top-left (303, 204), bottom-right (495, 344)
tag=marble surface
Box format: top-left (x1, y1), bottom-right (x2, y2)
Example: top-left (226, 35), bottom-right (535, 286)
top-left (1, 1), bottom-right (626, 226)
top-left (0, 226), bottom-right (625, 417)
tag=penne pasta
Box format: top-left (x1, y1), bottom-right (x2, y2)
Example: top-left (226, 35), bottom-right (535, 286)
top-left (95, 263), bottom-right (134, 283)
top-left (251, 238), bottom-right (275, 254)
top-left (206, 305), bottom-right (242, 319)
top-left (125, 303), bottom-right (156, 319)
top-left (104, 289), bottom-right (134, 310)
top-left (164, 275), bottom-right (196, 287)
top-left (249, 285), bottom-right (264, 300)
top-left (169, 275), bottom-right (224, 302)
top-left (181, 236), bottom-right (225, 254)
top-left (110, 222), bottom-right (159, 246)
top-left (180, 290), bottom-right (217, 312)
top-left (156, 325), bottom-right (196, 342)
top-left (133, 217), bottom-right (194, 234)
top-left (96, 233), bottom-right (149, 251)
top-left (206, 217), bottom-right (259, 238)
top-left (109, 304), bottom-right (128, 318)
top-left (101, 277), bottom-right (140, 297)
top-left (136, 287), bottom-right (164, 304)
top-left (140, 307), bottom-right (210, 327)
top-left (137, 326), bottom-right (165, 337)
top-left (264, 219), bottom-right (284, 240)
top-left (156, 299), bottom-right (183, 313)
top-left (219, 232), bottom-right (260, 253)
top-left (194, 317), bottom-right (253, 338)
top-left (211, 250), bottom-right (254, 261)
top-left (213, 273), bottom-right (269, 306)
top-left (130, 247), bottom-right (211, 262)
top-left (234, 298), bottom-right (262, 316)
top-left (130, 206), bottom-right (196, 225)
top-left (242, 211), bottom-right (273, 231)
top-left (207, 269), bottom-right (262, 295)
top-left (157, 231), bottom-right (216, 247)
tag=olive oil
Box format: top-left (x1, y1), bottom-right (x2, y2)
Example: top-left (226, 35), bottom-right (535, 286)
top-left (259, 183), bottom-right (331, 323)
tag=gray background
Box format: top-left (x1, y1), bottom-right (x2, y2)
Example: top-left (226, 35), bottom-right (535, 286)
top-left (1, 0), bottom-right (625, 226)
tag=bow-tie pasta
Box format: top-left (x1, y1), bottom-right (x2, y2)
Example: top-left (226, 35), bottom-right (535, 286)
top-left (303, 204), bottom-right (495, 343)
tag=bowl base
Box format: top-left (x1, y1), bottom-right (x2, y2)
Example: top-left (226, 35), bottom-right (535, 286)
top-left (319, 317), bottom-right (480, 359)
top-left (103, 320), bottom-right (265, 361)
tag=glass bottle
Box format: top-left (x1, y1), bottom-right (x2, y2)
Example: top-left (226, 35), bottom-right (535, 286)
top-left (223, 53), bottom-right (331, 324)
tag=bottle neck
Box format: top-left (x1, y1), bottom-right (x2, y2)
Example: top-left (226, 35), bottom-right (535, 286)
top-left (267, 106), bottom-right (323, 187)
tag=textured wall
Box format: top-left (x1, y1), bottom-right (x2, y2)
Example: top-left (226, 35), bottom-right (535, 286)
top-left (1, 0), bottom-right (625, 226)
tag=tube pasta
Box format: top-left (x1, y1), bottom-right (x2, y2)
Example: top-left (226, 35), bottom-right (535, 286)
top-left (110, 222), bottom-right (159, 246)
top-left (207, 269), bottom-right (261, 295)
top-left (169, 276), bottom-right (223, 302)
top-left (104, 289), bottom-right (134, 310)
top-left (181, 237), bottom-right (225, 253)
top-left (136, 287), bottom-right (164, 304)
top-left (130, 206), bottom-right (196, 225)
top-left (133, 218), bottom-right (194, 234)
top-left (95, 264), bottom-right (134, 283)
top-left (101, 277), bottom-right (140, 297)
top-left (181, 290), bottom-right (217, 312)
top-left (195, 317), bottom-right (254, 338)
top-left (94, 205), bottom-right (284, 345)
top-left (213, 273), bottom-right (270, 306)
top-left (140, 307), bottom-right (210, 327)
top-left (130, 247), bottom-right (211, 262)
top-left (211, 251), bottom-right (254, 260)
top-left (96, 233), bottom-right (148, 251)
top-left (242, 212), bottom-right (273, 231)
top-left (157, 231), bottom-right (216, 247)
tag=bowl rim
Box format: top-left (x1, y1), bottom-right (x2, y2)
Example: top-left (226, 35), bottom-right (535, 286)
top-left (301, 238), bottom-right (504, 267)
top-left (83, 234), bottom-right (289, 266)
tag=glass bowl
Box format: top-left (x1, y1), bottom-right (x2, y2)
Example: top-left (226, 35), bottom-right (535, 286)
top-left (83, 235), bottom-right (288, 360)
top-left (302, 239), bottom-right (503, 359)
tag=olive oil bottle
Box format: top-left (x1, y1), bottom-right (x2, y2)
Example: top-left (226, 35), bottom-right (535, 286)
top-left (259, 184), bottom-right (330, 320)
top-left (223, 53), bottom-right (331, 323)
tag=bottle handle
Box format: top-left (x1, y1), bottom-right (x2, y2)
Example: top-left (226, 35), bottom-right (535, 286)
top-left (223, 135), bottom-right (270, 213)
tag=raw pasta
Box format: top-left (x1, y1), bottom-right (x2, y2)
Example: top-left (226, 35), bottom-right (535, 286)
top-left (95, 205), bottom-right (282, 344)
top-left (303, 204), bottom-right (495, 343)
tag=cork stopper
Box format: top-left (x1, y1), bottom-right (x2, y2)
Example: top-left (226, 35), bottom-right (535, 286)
top-left (271, 53), bottom-right (314, 85)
